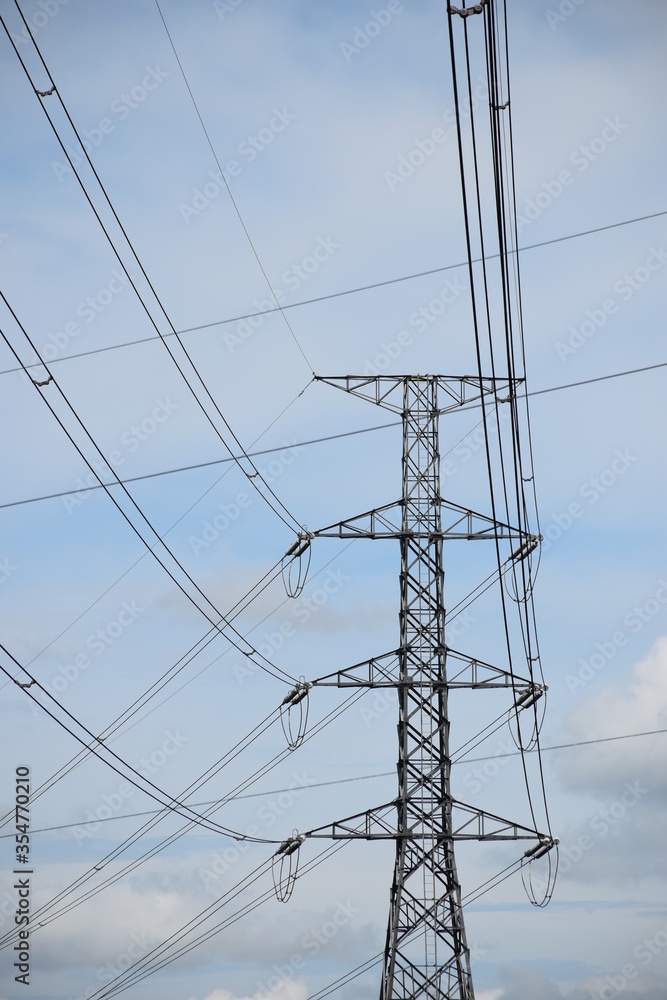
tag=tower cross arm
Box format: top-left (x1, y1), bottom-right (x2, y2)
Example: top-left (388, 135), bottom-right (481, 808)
top-left (314, 374), bottom-right (523, 415)
top-left (301, 801), bottom-right (550, 842)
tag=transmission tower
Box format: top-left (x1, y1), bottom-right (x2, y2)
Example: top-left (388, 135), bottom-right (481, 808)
top-left (272, 3), bottom-right (558, 994)
top-left (272, 374), bottom-right (557, 1000)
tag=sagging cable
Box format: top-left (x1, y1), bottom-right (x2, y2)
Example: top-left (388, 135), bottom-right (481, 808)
top-left (281, 532), bottom-right (313, 598)
top-left (521, 837), bottom-right (559, 907)
top-left (506, 534), bottom-right (542, 604)
top-left (508, 683), bottom-right (548, 752)
top-left (280, 678), bottom-right (312, 750)
top-left (272, 831), bottom-right (306, 902)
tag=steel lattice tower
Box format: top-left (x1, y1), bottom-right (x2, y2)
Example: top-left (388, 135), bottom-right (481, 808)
top-left (382, 375), bottom-right (472, 999)
top-left (296, 375), bottom-right (554, 1000)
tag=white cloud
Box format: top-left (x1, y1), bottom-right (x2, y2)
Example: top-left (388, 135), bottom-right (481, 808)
top-left (561, 636), bottom-right (667, 794)
top-left (190, 980), bottom-right (307, 1000)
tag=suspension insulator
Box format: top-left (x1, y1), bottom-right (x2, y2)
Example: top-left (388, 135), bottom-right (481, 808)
top-left (508, 679), bottom-right (547, 753)
top-left (280, 678), bottom-right (312, 750)
top-left (282, 532), bottom-right (313, 599)
top-left (272, 832), bottom-right (306, 902)
top-left (510, 534), bottom-right (540, 564)
top-left (514, 683), bottom-right (547, 712)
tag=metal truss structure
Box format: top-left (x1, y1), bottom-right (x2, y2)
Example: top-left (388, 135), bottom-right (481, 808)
top-left (304, 375), bottom-right (553, 1000)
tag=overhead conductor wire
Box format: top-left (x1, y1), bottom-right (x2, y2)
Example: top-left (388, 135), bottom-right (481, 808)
top-left (446, 0), bottom-right (554, 865)
top-left (4, 1), bottom-right (307, 539)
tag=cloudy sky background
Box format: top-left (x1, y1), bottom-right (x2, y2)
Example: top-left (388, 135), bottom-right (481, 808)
top-left (1, 0), bottom-right (666, 998)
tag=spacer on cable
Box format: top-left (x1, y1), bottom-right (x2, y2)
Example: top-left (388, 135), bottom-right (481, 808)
top-left (449, 1), bottom-right (489, 17)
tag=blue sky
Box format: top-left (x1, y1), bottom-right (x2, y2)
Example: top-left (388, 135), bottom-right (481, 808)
top-left (1, 1), bottom-right (667, 999)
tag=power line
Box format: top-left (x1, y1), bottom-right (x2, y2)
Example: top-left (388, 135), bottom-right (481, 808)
top-left (0, 770), bottom-right (394, 839)
top-left (0, 420), bottom-right (398, 510)
top-left (0, 643), bottom-right (275, 843)
top-left (463, 725), bottom-right (667, 764)
top-left (153, 0), bottom-right (314, 373)
top-left (1, 208), bottom-right (664, 379)
top-left (0, 543), bottom-right (354, 829)
top-left (0, 380), bottom-right (309, 704)
top-left (4, 4), bottom-right (305, 537)
top-left (14, 718), bottom-right (666, 839)
top-left (0, 306), bottom-right (297, 686)
top-left (2, 359), bottom-right (664, 512)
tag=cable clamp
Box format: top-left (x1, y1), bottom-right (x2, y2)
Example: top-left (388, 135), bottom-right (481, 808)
top-left (32, 374), bottom-right (53, 387)
top-left (510, 534), bottom-right (540, 563)
top-left (524, 836), bottom-right (559, 861)
top-left (449, 1), bottom-right (489, 17)
top-left (515, 683), bottom-right (547, 712)
top-left (36, 86), bottom-right (55, 97)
